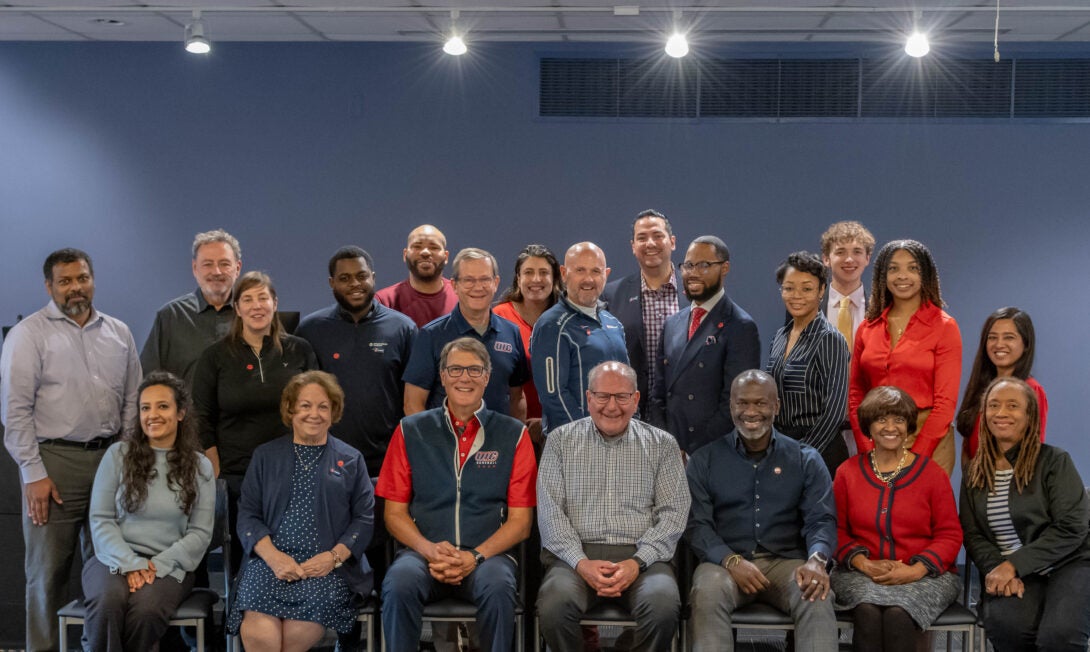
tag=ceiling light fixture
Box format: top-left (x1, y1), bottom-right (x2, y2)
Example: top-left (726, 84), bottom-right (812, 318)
top-left (665, 10), bottom-right (689, 58)
top-left (184, 10), bottom-right (211, 54)
top-left (905, 10), bottom-right (929, 57)
top-left (443, 9), bottom-right (467, 56)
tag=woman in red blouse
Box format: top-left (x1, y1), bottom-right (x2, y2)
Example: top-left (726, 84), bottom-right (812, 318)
top-left (833, 386), bottom-right (963, 652)
top-left (848, 239), bottom-right (962, 474)
top-left (492, 244), bottom-right (562, 444)
top-left (955, 307), bottom-right (1048, 470)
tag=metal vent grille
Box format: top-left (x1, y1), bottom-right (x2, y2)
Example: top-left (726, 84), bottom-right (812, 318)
top-left (540, 56), bottom-right (1090, 119)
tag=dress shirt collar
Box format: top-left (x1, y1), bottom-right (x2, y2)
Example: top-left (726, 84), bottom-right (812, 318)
top-left (44, 300), bottom-right (102, 329)
top-left (594, 421), bottom-right (632, 446)
top-left (640, 266), bottom-right (678, 294)
top-left (827, 283), bottom-right (865, 311)
top-left (690, 287), bottom-right (724, 313)
top-left (194, 288), bottom-right (234, 314)
top-left (729, 428), bottom-right (782, 457)
top-left (442, 398), bottom-right (487, 431)
top-left (450, 304), bottom-right (497, 335)
top-left (876, 299), bottom-right (941, 327)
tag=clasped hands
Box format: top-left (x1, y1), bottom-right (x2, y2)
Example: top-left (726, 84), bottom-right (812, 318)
top-left (266, 549), bottom-right (338, 583)
top-left (125, 560), bottom-right (158, 593)
top-left (425, 541), bottom-right (478, 585)
top-left (853, 556), bottom-right (928, 586)
top-left (984, 561), bottom-right (1024, 598)
top-left (576, 558), bottom-right (640, 598)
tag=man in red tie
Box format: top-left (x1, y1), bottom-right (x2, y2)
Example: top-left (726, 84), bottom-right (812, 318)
top-left (649, 236), bottom-right (761, 454)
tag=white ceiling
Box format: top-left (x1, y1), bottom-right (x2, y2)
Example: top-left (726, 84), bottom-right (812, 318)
top-left (1, 1), bottom-right (1090, 45)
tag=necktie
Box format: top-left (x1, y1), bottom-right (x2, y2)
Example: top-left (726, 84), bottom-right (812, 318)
top-left (837, 296), bottom-right (853, 347)
top-left (688, 306), bottom-right (707, 340)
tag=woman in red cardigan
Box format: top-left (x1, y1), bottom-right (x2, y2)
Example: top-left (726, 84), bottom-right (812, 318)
top-left (849, 239), bottom-right (962, 475)
top-left (833, 386), bottom-right (963, 652)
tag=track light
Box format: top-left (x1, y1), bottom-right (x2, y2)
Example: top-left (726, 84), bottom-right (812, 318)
top-left (665, 11), bottom-right (689, 58)
top-left (905, 10), bottom-right (929, 57)
top-left (443, 10), bottom-right (467, 56)
top-left (905, 31), bottom-right (929, 57)
top-left (185, 10), bottom-right (211, 54)
top-left (665, 33), bottom-right (689, 58)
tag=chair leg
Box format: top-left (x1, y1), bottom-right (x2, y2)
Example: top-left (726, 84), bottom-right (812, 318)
top-left (195, 620), bottom-right (205, 652)
top-left (58, 617), bottom-right (67, 652)
top-left (533, 614), bottom-right (541, 652)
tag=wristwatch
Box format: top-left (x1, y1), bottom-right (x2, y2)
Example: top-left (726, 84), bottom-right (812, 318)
top-left (809, 551), bottom-right (831, 570)
top-left (633, 557), bottom-right (648, 573)
top-left (471, 549), bottom-right (486, 567)
top-left (330, 549), bottom-right (343, 569)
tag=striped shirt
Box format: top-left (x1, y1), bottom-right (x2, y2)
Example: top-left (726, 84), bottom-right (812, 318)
top-left (640, 272), bottom-right (679, 395)
top-left (766, 314), bottom-right (849, 455)
top-left (537, 416), bottom-right (690, 568)
top-left (987, 469), bottom-right (1023, 556)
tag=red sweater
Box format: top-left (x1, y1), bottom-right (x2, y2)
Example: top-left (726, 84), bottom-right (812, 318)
top-left (849, 301), bottom-right (962, 456)
top-left (834, 453), bottom-right (962, 574)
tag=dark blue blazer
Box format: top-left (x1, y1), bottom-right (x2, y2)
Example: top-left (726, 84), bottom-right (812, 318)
top-left (650, 296), bottom-right (760, 453)
top-left (602, 271), bottom-right (684, 418)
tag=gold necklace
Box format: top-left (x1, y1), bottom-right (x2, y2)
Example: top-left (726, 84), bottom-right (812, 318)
top-left (870, 448), bottom-right (908, 486)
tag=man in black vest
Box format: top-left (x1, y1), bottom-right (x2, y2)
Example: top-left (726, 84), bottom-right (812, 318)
top-left (376, 337), bottom-right (538, 652)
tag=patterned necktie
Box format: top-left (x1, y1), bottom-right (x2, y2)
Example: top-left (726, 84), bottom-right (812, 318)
top-left (837, 296), bottom-right (854, 347)
top-left (688, 306), bottom-right (707, 340)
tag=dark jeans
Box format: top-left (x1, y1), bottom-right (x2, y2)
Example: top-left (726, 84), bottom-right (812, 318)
top-left (982, 560), bottom-right (1090, 652)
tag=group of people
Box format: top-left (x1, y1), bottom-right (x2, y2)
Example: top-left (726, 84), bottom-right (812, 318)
top-left (0, 214), bottom-right (1085, 652)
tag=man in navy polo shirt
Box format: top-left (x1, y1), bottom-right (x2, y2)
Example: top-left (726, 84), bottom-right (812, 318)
top-left (295, 245), bottom-right (416, 477)
top-left (402, 247), bottom-right (530, 418)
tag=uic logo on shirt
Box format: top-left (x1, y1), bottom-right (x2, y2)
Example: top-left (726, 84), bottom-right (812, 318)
top-left (474, 450), bottom-right (500, 468)
top-left (493, 341), bottom-right (513, 354)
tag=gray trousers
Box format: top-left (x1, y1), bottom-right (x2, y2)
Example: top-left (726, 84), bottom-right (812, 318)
top-left (537, 543), bottom-right (680, 652)
top-left (689, 557), bottom-right (838, 652)
top-left (24, 442), bottom-right (106, 652)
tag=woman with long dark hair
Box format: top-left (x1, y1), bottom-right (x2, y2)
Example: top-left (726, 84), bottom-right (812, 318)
top-left (83, 371), bottom-right (215, 651)
top-left (961, 377), bottom-right (1090, 651)
top-left (848, 239), bottom-right (962, 475)
top-left (956, 307), bottom-right (1047, 467)
top-left (493, 244), bottom-right (562, 440)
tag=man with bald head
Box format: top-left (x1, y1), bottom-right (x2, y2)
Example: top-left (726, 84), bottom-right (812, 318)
top-left (530, 242), bottom-right (628, 434)
top-left (685, 370), bottom-right (837, 651)
top-left (375, 224), bottom-right (458, 327)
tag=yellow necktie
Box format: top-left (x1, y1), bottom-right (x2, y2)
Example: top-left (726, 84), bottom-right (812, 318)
top-left (837, 296), bottom-right (853, 347)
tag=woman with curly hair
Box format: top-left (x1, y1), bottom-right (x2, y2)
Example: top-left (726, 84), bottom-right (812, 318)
top-left (848, 239), bottom-right (962, 475)
top-left (956, 307), bottom-right (1048, 468)
top-left (83, 371), bottom-right (215, 651)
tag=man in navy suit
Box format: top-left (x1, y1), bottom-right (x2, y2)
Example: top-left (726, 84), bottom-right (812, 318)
top-left (601, 210), bottom-right (683, 419)
top-left (650, 235), bottom-right (760, 454)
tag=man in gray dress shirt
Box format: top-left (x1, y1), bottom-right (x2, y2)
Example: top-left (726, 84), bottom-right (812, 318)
top-left (537, 360), bottom-right (690, 652)
top-left (141, 228), bottom-right (241, 385)
top-left (1, 248), bottom-right (141, 652)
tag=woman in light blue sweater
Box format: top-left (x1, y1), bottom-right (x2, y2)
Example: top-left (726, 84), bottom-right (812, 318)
top-left (84, 371), bottom-right (215, 651)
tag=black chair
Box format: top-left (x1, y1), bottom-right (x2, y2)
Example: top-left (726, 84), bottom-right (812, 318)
top-left (58, 477), bottom-right (230, 652)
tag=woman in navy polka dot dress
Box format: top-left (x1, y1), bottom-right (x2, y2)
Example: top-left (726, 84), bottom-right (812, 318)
top-left (229, 371), bottom-right (375, 650)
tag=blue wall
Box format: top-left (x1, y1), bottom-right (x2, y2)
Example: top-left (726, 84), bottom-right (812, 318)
top-left (1, 42), bottom-right (1088, 479)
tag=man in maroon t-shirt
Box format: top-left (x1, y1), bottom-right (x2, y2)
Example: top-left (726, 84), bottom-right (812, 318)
top-left (375, 223), bottom-right (458, 327)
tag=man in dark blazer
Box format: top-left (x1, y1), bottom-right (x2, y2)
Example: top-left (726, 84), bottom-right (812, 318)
top-left (650, 235), bottom-right (760, 454)
top-left (601, 210), bottom-right (683, 418)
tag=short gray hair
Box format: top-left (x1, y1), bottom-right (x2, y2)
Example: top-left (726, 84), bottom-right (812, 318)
top-left (451, 247), bottom-right (499, 280)
top-left (587, 361), bottom-right (637, 392)
top-left (192, 229), bottom-right (242, 261)
top-left (439, 337), bottom-right (492, 374)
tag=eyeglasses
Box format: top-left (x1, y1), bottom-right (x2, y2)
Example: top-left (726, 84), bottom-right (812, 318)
top-left (680, 260), bottom-right (727, 273)
top-left (443, 365), bottom-right (487, 378)
top-left (454, 276), bottom-right (496, 288)
top-left (588, 391), bottom-right (635, 406)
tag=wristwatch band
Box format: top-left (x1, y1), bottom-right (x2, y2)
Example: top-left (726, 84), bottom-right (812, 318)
top-left (471, 549), bottom-right (486, 567)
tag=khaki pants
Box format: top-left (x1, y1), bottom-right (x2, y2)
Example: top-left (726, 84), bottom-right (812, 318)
top-left (905, 408), bottom-right (956, 476)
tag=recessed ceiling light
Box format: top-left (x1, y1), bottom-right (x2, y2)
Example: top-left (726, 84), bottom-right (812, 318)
top-left (90, 18), bottom-right (126, 26)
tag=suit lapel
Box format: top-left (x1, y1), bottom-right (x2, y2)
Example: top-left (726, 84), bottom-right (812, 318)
top-left (671, 300), bottom-right (733, 379)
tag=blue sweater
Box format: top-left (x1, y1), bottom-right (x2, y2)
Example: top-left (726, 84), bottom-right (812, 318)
top-left (237, 434), bottom-right (375, 596)
top-left (90, 442), bottom-right (215, 581)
